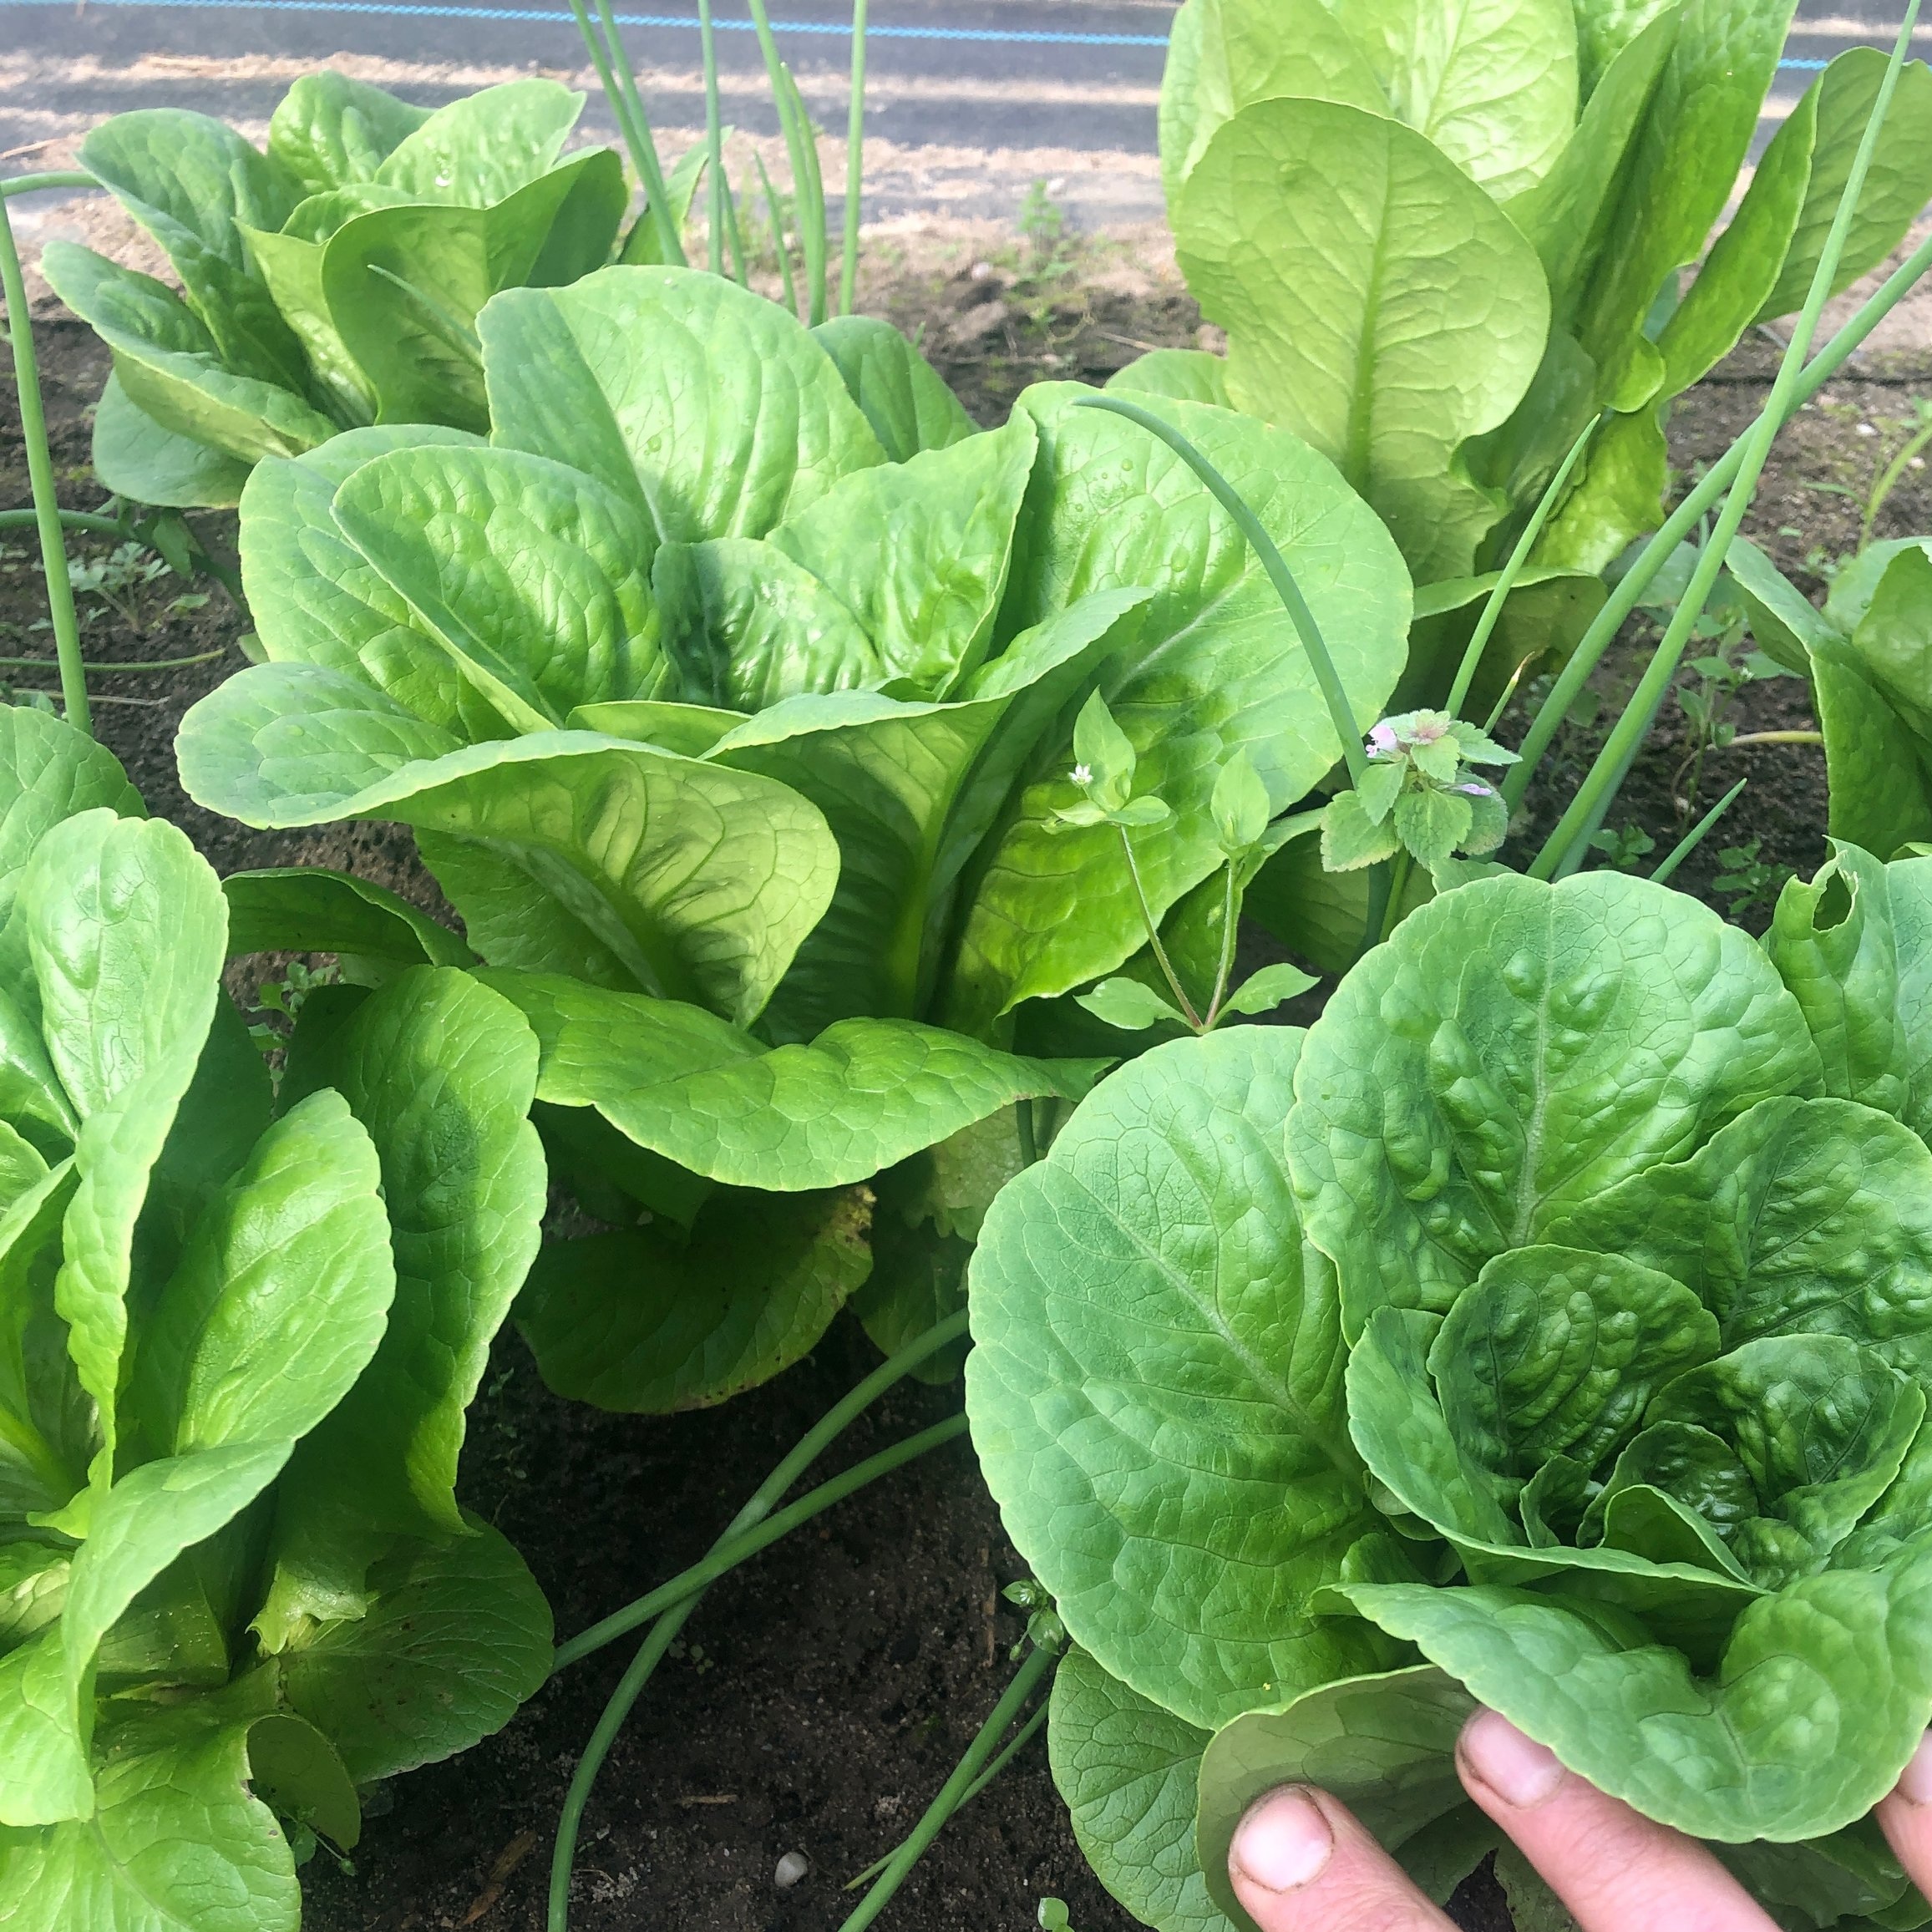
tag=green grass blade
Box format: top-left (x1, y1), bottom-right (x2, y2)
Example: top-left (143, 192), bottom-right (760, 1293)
top-left (1445, 416), bottom-right (1598, 719)
top-left (0, 508), bottom-right (130, 538)
top-left (1077, 394), bottom-right (1367, 783)
top-left (568, 0), bottom-right (672, 261)
top-left (0, 171), bottom-right (96, 198)
top-left (586, 0), bottom-right (683, 265)
top-left (0, 186), bottom-right (90, 733)
top-left (697, 0), bottom-right (726, 276)
top-left (745, 0), bottom-right (827, 321)
top-left (778, 58), bottom-right (829, 324)
top-left (754, 151), bottom-right (800, 318)
top-left (1651, 778), bottom-right (1747, 885)
top-left (841, 0), bottom-right (870, 315)
top-left (842, 1702), bottom-right (1049, 1890)
top-left (836, 1643), bottom-right (1057, 1932)
top-left (720, 157), bottom-right (750, 285)
top-left (544, 1312), bottom-right (970, 1932)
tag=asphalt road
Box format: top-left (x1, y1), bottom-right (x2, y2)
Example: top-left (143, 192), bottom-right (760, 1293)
top-left (0, 2), bottom-right (1922, 226)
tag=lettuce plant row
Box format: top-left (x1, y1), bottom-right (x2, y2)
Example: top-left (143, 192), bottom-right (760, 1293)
top-left (1138, 0), bottom-right (1932, 587)
top-left (174, 266), bottom-right (1407, 1042)
top-left (12, 0), bottom-right (1932, 1920)
top-left (43, 73), bottom-right (631, 510)
top-left (0, 710), bottom-right (551, 1926)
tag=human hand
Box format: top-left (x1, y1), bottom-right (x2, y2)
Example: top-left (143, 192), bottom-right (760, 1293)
top-left (1227, 1706), bottom-right (1932, 1931)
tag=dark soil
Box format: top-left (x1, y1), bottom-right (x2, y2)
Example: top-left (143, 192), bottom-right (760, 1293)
top-left (861, 232), bottom-right (1209, 424)
top-left (6, 242), bottom-right (1929, 1932)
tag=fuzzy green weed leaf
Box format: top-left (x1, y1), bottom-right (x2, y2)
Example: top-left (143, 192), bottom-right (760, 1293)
top-left (1321, 789), bottom-right (1402, 872)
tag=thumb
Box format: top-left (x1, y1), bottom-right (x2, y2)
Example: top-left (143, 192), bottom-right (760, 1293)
top-left (1229, 1786), bottom-right (1451, 1931)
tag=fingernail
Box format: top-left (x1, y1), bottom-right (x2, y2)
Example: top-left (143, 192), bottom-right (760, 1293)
top-left (1460, 1708), bottom-right (1565, 1808)
top-left (1897, 1732), bottom-right (1932, 1806)
top-left (1231, 1788), bottom-right (1335, 1893)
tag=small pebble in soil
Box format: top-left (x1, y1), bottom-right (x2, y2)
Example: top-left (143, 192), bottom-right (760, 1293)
top-left (774, 1851), bottom-right (810, 1889)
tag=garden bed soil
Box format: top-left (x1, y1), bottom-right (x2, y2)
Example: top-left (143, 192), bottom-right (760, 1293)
top-left (6, 227), bottom-right (1932, 1932)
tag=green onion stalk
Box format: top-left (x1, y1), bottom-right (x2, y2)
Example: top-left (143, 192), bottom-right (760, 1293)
top-left (836, 1635), bottom-right (1060, 1932)
top-left (0, 176), bottom-right (92, 733)
top-left (545, 1310), bottom-right (971, 1931)
top-left (1504, 248), bottom-right (1932, 822)
top-left (840, 0), bottom-right (870, 315)
top-left (697, 0), bottom-right (728, 278)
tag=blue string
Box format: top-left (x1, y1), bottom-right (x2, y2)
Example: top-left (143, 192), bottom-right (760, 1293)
top-left (0, 0), bottom-right (1868, 58)
top-left (3, 0), bottom-right (1172, 38)
top-left (0, 0), bottom-right (1869, 63)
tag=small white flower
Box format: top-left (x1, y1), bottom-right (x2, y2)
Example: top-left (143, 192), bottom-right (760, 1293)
top-left (1071, 763), bottom-right (1093, 785)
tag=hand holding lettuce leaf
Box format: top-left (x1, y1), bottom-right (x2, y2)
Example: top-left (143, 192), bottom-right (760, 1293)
top-left (971, 854), bottom-right (1932, 1932)
top-left (0, 707), bottom-right (551, 1929)
top-left (41, 72), bottom-right (629, 507)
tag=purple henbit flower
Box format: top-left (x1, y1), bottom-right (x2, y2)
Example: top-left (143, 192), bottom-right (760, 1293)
top-left (1367, 722), bottom-right (1400, 758)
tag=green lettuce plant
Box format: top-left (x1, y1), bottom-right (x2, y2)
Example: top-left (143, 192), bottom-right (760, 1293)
top-left (173, 263), bottom-right (1411, 1412)
top-left (0, 706), bottom-right (551, 1929)
top-left (969, 852), bottom-right (1932, 1932)
top-left (1142, 0), bottom-right (1932, 586)
top-left (41, 72), bottom-right (629, 509)
top-left (1725, 534), bottom-right (1932, 864)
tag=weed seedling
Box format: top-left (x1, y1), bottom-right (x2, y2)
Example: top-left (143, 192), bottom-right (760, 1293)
top-left (247, 958), bottom-right (341, 1061)
top-left (1589, 824), bottom-right (1657, 872)
top-left (1803, 543), bottom-right (1850, 586)
top-left (1019, 178), bottom-right (1068, 269)
top-left (1052, 692), bottom-right (1316, 1036)
top-left (68, 540), bottom-right (166, 629)
top-left (1671, 630), bottom-right (1791, 824)
top-left (1864, 395), bottom-right (1932, 542)
top-left (1711, 840), bottom-right (1793, 922)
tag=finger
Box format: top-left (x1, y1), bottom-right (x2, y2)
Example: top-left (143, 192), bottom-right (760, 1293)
top-left (1228, 1785), bottom-right (1453, 1932)
top-left (1456, 1708), bottom-right (1780, 1932)
top-left (1874, 1729), bottom-right (1932, 1907)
